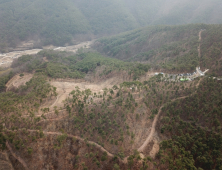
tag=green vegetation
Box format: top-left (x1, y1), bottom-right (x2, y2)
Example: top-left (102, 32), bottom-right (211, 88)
top-left (0, 74), bottom-right (55, 150)
top-left (0, 74), bottom-right (54, 121)
top-left (180, 78), bottom-right (189, 81)
top-left (0, 71), bottom-right (14, 92)
top-left (158, 78), bottom-right (222, 169)
top-left (50, 75), bottom-right (195, 157)
top-left (201, 25), bottom-right (222, 76)
top-left (56, 133), bottom-right (67, 147)
top-left (12, 50), bottom-right (150, 80)
top-left (95, 24), bottom-right (222, 75)
top-left (95, 24), bottom-right (207, 72)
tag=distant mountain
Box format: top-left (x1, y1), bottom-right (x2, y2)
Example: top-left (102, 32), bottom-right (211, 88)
top-left (0, 0), bottom-right (222, 51)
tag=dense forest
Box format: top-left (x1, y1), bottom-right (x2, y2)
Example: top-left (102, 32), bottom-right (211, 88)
top-left (10, 50), bottom-right (150, 80)
top-left (95, 24), bottom-right (222, 76)
top-left (157, 78), bottom-right (222, 169)
top-left (200, 25), bottom-right (222, 76)
top-left (1, 0), bottom-right (222, 51)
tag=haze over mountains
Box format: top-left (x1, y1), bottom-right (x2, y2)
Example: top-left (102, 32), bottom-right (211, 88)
top-left (0, 0), bottom-right (222, 51)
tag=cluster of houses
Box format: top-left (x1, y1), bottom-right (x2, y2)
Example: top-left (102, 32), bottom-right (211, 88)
top-left (154, 67), bottom-right (209, 82)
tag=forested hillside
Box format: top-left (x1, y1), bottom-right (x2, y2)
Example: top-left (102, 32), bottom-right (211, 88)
top-left (157, 78), bottom-right (222, 169)
top-left (0, 51), bottom-right (199, 169)
top-left (1, 40), bottom-right (222, 169)
top-left (200, 25), bottom-right (222, 76)
top-left (10, 50), bottom-right (150, 80)
top-left (95, 24), bottom-right (222, 76)
top-left (1, 0), bottom-right (222, 51)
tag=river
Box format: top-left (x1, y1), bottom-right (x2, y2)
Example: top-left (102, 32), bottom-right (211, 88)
top-left (0, 41), bottom-right (93, 67)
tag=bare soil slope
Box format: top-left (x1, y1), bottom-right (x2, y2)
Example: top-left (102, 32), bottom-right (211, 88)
top-left (6, 73), bottom-right (33, 91)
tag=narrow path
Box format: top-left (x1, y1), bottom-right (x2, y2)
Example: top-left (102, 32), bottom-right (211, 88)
top-left (37, 93), bottom-right (195, 156)
top-left (23, 108), bottom-right (66, 118)
top-left (44, 131), bottom-right (115, 158)
top-left (138, 79), bottom-right (202, 155)
top-left (6, 95), bottom-right (191, 167)
top-left (34, 95), bottom-right (189, 161)
top-left (4, 129), bottom-right (118, 168)
top-left (3, 93), bottom-right (188, 169)
top-left (137, 104), bottom-right (164, 153)
top-left (5, 83), bottom-right (201, 167)
top-left (36, 115), bottom-right (69, 125)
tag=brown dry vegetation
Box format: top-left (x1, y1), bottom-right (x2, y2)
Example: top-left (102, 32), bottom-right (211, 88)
top-left (0, 68), bottom-right (200, 170)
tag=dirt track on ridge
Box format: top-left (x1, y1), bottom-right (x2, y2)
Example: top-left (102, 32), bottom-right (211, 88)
top-left (198, 30), bottom-right (202, 58)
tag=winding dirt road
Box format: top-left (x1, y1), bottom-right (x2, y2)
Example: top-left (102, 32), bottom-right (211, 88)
top-left (45, 131), bottom-right (115, 158)
top-left (137, 78), bottom-right (202, 155)
top-left (137, 104), bottom-right (164, 153)
top-left (4, 58), bottom-right (204, 168)
top-left (137, 95), bottom-right (189, 153)
top-left (5, 94), bottom-right (192, 170)
top-left (5, 129), bottom-right (117, 170)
